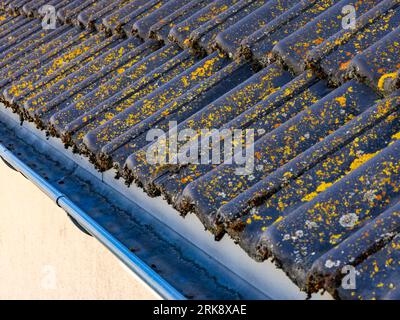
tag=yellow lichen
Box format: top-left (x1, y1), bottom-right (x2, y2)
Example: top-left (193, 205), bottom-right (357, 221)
top-left (335, 96), bottom-right (347, 107)
top-left (378, 72), bottom-right (398, 90)
top-left (392, 132), bottom-right (400, 140)
top-left (302, 182), bottom-right (334, 202)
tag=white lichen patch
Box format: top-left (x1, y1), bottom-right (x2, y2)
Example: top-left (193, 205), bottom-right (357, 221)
top-left (305, 220), bottom-right (318, 229)
top-left (295, 230), bottom-right (304, 238)
top-left (339, 213), bottom-right (359, 229)
top-left (363, 189), bottom-right (377, 203)
top-left (325, 259), bottom-right (341, 269)
top-left (283, 234), bottom-right (291, 241)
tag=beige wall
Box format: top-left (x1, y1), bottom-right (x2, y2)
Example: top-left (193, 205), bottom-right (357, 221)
top-left (0, 160), bottom-right (158, 300)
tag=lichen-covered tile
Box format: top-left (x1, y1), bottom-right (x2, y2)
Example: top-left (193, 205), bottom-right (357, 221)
top-left (102, 61), bottom-right (254, 173)
top-left (189, 0), bottom-right (269, 54)
top-left (215, 0), bottom-right (298, 57)
top-left (57, 0), bottom-right (98, 25)
top-left (155, 78), bottom-right (325, 206)
top-left (5, 33), bottom-right (121, 106)
top-left (0, 15), bottom-right (25, 36)
top-left (0, 24), bottom-right (71, 73)
top-left (77, 0), bottom-right (120, 30)
top-left (2, 28), bottom-right (101, 97)
top-left (0, 19), bottom-right (41, 53)
top-left (23, 36), bottom-right (142, 122)
top-left (36, 42), bottom-right (158, 126)
top-left (0, 28), bottom-right (92, 94)
top-left (0, 11), bottom-right (8, 26)
top-left (80, 52), bottom-right (228, 155)
top-left (66, 52), bottom-right (207, 150)
top-left (149, 0), bottom-right (213, 42)
top-left (101, 0), bottom-right (150, 34)
top-left (119, 0), bottom-right (174, 37)
top-left (221, 71), bottom-right (328, 131)
top-left (23, 0), bottom-right (74, 17)
top-left (306, 1), bottom-right (400, 86)
top-left (50, 43), bottom-right (184, 135)
top-left (125, 63), bottom-right (293, 197)
top-left (239, 0), bottom-right (338, 66)
top-left (131, 0), bottom-right (193, 40)
top-left (220, 95), bottom-right (400, 259)
top-left (61, 50), bottom-right (199, 152)
top-left (336, 235), bottom-right (400, 300)
top-left (169, 0), bottom-right (241, 48)
top-left (309, 201), bottom-right (400, 297)
top-left (7, 0), bottom-right (31, 14)
top-left (177, 81), bottom-right (379, 235)
top-left (22, 0), bottom-right (52, 17)
top-left (103, 0), bottom-right (169, 36)
top-left (151, 75), bottom-right (331, 205)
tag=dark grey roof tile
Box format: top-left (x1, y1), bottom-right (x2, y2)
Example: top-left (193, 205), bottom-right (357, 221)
top-left (50, 42), bottom-right (182, 135)
top-left (126, 63), bottom-right (293, 198)
top-left (188, 0), bottom-right (269, 54)
top-left (57, 0), bottom-right (98, 24)
top-left (310, 201), bottom-right (400, 298)
top-left (77, 0), bottom-right (121, 30)
top-left (149, 0), bottom-right (214, 43)
top-left (336, 227), bottom-right (400, 300)
top-left (240, 0), bottom-right (338, 66)
top-left (221, 93), bottom-right (400, 262)
top-left (101, 0), bottom-right (160, 35)
top-left (272, 0), bottom-right (381, 74)
top-left (177, 81), bottom-right (380, 235)
top-left (215, 0), bottom-right (298, 57)
top-left (25, 36), bottom-right (143, 123)
top-left (104, 60), bottom-right (254, 173)
top-left (131, 0), bottom-right (193, 40)
top-left (348, 27), bottom-right (400, 95)
top-left (81, 52), bottom-right (228, 154)
top-left (4, 32), bottom-right (120, 106)
top-left (0, 27), bottom-right (92, 93)
top-left (169, 0), bottom-right (241, 48)
top-left (264, 139), bottom-right (400, 291)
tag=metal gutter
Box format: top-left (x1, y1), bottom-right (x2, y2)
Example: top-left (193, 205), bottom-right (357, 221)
top-left (0, 143), bottom-right (186, 301)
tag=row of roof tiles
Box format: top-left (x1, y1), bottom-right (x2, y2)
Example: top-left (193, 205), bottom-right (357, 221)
top-left (0, 0), bottom-right (399, 299)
